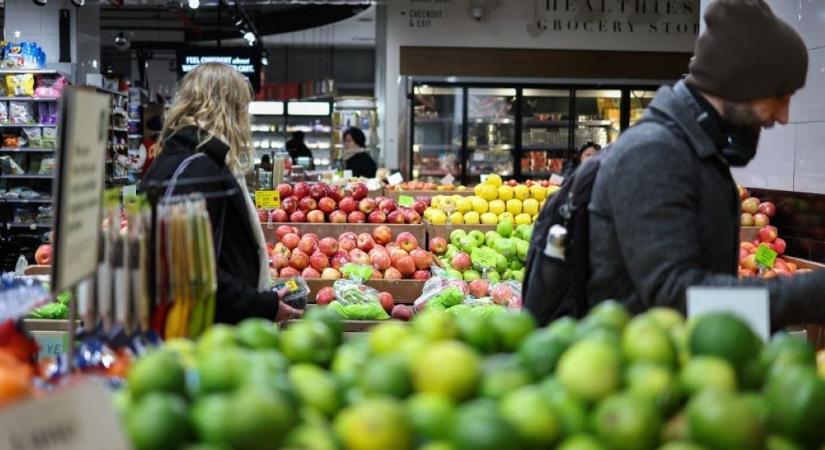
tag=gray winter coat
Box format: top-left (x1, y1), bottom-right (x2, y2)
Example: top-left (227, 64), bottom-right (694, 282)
top-left (587, 81), bottom-right (825, 329)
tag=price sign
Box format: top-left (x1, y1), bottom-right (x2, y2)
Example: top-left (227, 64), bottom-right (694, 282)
top-left (255, 190), bottom-right (280, 209)
top-left (755, 244), bottom-right (777, 269)
top-left (440, 173), bottom-right (455, 186)
top-left (30, 331), bottom-right (69, 361)
top-left (549, 174), bottom-right (565, 186)
top-left (387, 172), bottom-right (404, 186)
top-left (398, 195), bottom-right (415, 207)
top-left (480, 174), bottom-right (489, 183)
top-left (687, 287), bottom-right (770, 341)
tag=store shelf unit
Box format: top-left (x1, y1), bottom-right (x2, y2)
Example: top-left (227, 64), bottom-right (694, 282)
top-left (249, 100), bottom-right (333, 168)
top-left (332, 97), bottom-right (379, 169)
top-left (407, 81), bottom-right (659, 183)
top-left (98, 84), bottom-right (132, 186)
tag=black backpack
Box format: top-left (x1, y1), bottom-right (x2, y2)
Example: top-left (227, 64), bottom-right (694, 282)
top-left (522, 151), bottom-right (606, 326)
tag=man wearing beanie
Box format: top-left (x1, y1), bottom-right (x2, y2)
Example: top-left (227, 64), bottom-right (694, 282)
top-left (581, 0), bottom-right (825, 328)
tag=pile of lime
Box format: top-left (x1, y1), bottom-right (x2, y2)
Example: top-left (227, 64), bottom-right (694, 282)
top-left (118, 302), bottom-right (825, 450)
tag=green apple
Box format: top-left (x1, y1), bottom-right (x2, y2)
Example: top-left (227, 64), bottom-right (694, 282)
top-left (450, 229), bottom-right (467, 247)
top-left (495, 254), bottom-right (508, 274)
top-left (463, 270), bottom-right (481, 281)
top-left (460, 236), bottom-right (478, 253)
top-left (516, 240), bottom-right (529, 261)
top-left (487, 271), bottom-right (501, 283)
top-left (468, 230), bottom-right (485, 247)
top-left (512, 269), bottom-right (525, 282)
top-left (485, 231), bottom-right (502, 247)
top-left (502, 269), bottom-right (514, 280)
top-left (516, 224), bottom-right (533, 242)
top-left (510, 260), bottom-right (524, 271)
top-left (446, 269), bottom-right (464, 280)
top-left (445, 244), bottom-right (460, 261)
top-left (494, 238), bottom-right (516, 259)
top-left (497, 219), bottom-right (513, 238)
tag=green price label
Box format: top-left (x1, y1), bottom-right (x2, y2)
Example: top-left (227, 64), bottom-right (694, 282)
top-left (755, 244), bottom-right (777, 269)
top-left (398, 195), bottom-right (415, 207)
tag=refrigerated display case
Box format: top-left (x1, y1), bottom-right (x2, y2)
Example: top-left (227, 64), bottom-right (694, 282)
top-left (250, 101), bottom-right (285, 164)
top-left (466, 88), bottom-right (516, 178)
top-left (520, 89), bottom-right (571, 179)
top-left (573, 89), bottom-right (621, 149)
top-left (411, 85), bottom-right (463, 179)
top-left (286, 101), bottom-right (333, 169)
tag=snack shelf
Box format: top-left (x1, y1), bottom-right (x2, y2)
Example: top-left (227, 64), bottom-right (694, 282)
top-left (0, 174), bottom-right (53, 179)
top-left (0, 198), bottom-right (52, 204)
top-left (0, 123), bottom-right (56, 128)
top-left (5, 222), bottom-right (51, 230)
top-left (0, 148), bottom-right (53, 153)
top-left (0, 97), bottom-right (59, 102)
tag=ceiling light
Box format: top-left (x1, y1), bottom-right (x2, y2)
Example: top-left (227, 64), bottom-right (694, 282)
top-left (261, 55), bottom-right (269, 66)
top-left (188, 0), bottom-right (199, 8)
top-left (243, 32), bottom-right (256, 43)
top-left (71, 0), bottom-right (84, 6)
top-left (32, 0), bottom-right (47, 6)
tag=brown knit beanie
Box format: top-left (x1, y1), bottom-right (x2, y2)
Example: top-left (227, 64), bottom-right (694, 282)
top-left (686, 0), bottom-right (808, 101)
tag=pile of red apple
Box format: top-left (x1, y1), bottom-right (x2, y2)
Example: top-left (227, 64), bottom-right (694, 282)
top-left (738, 225), bottom-right (810, 278)
top-left (258, 181), bottom-right (428, 224)
top-left (268, 224), bottom-right (435, 280)
top-left (739, 187), bottom-right (776, 227)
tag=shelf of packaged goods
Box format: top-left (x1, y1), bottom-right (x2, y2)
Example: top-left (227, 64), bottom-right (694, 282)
top-left (0, 97), bottom-right (59, 102)
top-left (469, 117), bottom-right (515, 125)
top-left (576, 120), bottom-right (614, 127)
top-left (0, 198), bottom-right (52, 204)
top-left (0, 148), bottom-right (54, 153)
top-left (0, 69), bottom-right (64, 75)
top-left (5, 222), bottom-right (51, 230)
top-left (1, 174), bottom-right (53, 180)
top-left (523, 119), bottom-right (570, 127)
top-left (127, 134), bottom-right (143, 139)
top-left (0, 123), bottom-right (56, 128)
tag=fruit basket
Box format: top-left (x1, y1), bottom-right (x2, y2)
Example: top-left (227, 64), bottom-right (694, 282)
top-left (263, 223), bottom-right (426, 247)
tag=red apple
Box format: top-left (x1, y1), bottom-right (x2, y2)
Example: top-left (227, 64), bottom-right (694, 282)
top-left (370, 270), bottom-right (383, 280)
top-left (281, 197), bottom-right (298, 214)
top-left (468, 279), bottom-right (490, 298)
top-left (753, 213), bottom-right (770, 227)
top-left (774, 258), bottom-right (790, 272)
top-left (258, 209), bottom-right (269, 224)
top-left (395, 256), bottom-right (416, 278)
top-left (370, 251), bottom-right (391, 271)
top-left (293, 182), bottom-right (310, 200)
top-left (319, 237), bottom-right (339, 257)
top-left (378, 199), bottom-right (397, 214)
top-left (385, 210), bottom-right (404, 224)
top-left (740, 213), bottom-right (754, 227)
top-left (359, 198), bottom-right (377, 214)
top-left (339, 231), bottom-right (357, 242)
top-left (339, 197), bottom-right (357, 214)
top-left (298, 237), bottom-right (317, 255)
top-left (34, 244), bottom-right (52, 265)
top-left (451, 252), bottom-right (471, 271)
top-left (289, 251), bottom-right (310, 270)
top-left (412, 200), bottom-right (428, 216)
top-left (316, 286), bottom-right (335, 305)
top-left (298, 197), bottom-right (317, 213)
top-left (402, 209), bottom-right (422, 224)
top-left (280, 267), bottom-right (300, 278)
top-left (306, 210), bottom-right (325, 223)
top-left (412, 270), bottom-right (431, 280)
top-left (773, 237), bottom-right (787, 255)
top-left (301, 267), bottom-right (321, 279)
top-left (310, 184), bottom-right (326, 200)
top-left (304, 233), bottom-right (319, 243)
top-left (758, 225), bottom-right (778, 243)
top-left (272, 242), bottom-right (290, 257)
top-left (740, 241), bottom-right (757, 251)
top-left (349, 248), bottom-right (370, 266)
top-left (758, 201), bottom-right (776, 218)
top-left (410, 248), bottom-right (433, 270)
top-left (276, 183), bottom-right (293, 200)
top-left (321, 268), bottom-right (341, 280)
top-left (275, 225), bottom-right (296, 241)
top-left (271, 253), bottom-right (289, 270)
top-left (740, 253), bottom-right (758, 271)
top-left (281, 233), bottom-right (301, 250)
top-left (328, 210), bottom-right (347, 223)
top-left (372, 225), bottom-right (393, 245)
top-left (331, 251), bottom-right (350, 270)
top-left (358, 233), bottom-right (376, 252)
top-left (269, 208), bottom-right (288, 223)
top-left (741, 197), bottom-right (759, 214)
top-left (762, 269), bottom-right (778, 279)
top-left (327, 185), bottom-right (345, 202)
top-left (368, 211), bottom-right (387, 223)
top-left (339, 238), bottom-right (357, 252)
top-left (389, 248), bottom-right (408, 266)
top-left (787, 261), bottom-right (798, 272)
top-left (378, 292), bottom-right (394, 314)
top-left (739, 248), bottom-right (750, 260)
top-left (396, 232), bottom-right (419, 252)
top-left (310, 251), bottom-right (329, 271)
top-left (289, 211), bottom-right (306, 223)
top-left (351, 182), bottom-right (368, 201)
top-left (318, 197), bottom-right (337, 214)
top-left (391, 304), bottom-right (413, 321)
top-left (738, 268), bottom-right (756, 278)
top-left (348, 211), bottom-right (366, 223)
top-left (384, 267), bottom-right (403, 280)
top-left (429, 237), bottom-right (448, 255)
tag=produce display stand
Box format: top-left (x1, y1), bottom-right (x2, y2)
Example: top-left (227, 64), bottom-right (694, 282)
top-left (280, 278), bottom-right (426, 305)
top-left (262, 222), bottom-right (426, 245)
top-left (383, 189), bottom-right (472, 201)
top-left (426, 222), bottom-right (497, 240)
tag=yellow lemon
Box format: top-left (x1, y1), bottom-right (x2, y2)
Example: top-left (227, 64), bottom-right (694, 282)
top-left (530, 185), bottom-right (547, 201)
top-left (473, 184), bottom-right (483, 197)
top-left (489, 199), bottom-right (506, 215)
top-left (506, 199), bottom-right (522, 216)
top-left (515, 213), bottom-right (532, 225)
top-left (497, 185), bottom-right (514, 201)
top-left (452, 194), bottom-right (464, 204)
top-left (429, 209), bottom-right (447, 225)
top-left (480, 212), bottom-right (499, 225)
top-left (423, 208), bottom-right (433, 221)
top-left (470, 196), bottom-right (489, 214)
top-left (450, 212), bottom-right (464, 225)
top-left (479, 184), bottom-right (498, 201)
top-left (456, 197), bottom-right (472, 213)
top-left (513, 185), bottom-right (530, 201)
top-left (523, 198), bottom-right (539, 216)
top-left (485, 174), bottom-right (503, 187)
top-left (440, 196), bottom-right (457, 213)
top-left (464, 211), bottom-right (480, 224)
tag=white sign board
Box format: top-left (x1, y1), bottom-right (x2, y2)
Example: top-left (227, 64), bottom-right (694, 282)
top-left (387, 172), bottom-right (405, 186)
top-left (687, 287), bottom-right (770, 341)
top-left (52, 88), bottom-right (110, 292)
top-left (0, 380), bottom-right (130, 450)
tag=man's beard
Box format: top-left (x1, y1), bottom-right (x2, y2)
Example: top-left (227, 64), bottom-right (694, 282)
top-left (722, 101), bottom-right (771, 129)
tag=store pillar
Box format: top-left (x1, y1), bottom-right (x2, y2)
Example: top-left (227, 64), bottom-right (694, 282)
top-left (3, 0), bottom-right (100, 82)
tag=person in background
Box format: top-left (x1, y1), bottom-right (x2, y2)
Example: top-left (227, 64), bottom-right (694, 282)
top-left (259, 154), bottom-right (273, 172)
top-left (343, 127), bottom-right (377, 178)
top-left (141, 62), bottom-right (302, 324)
top-left (561, 141), bottom-right (601, 179)
top-left (285, 131), bottom-right (315, 170)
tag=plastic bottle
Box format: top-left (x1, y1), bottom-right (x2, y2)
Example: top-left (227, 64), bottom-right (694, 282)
top-left (15, 255), bottom-right (28, 276)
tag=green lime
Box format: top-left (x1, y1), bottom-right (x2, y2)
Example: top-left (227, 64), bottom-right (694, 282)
top-left (622, 316), bottom-right (676, 367)
top-left (557, 339), bottom-right (620, 403)
top-left (303, 307), bottom-right (344, 343)
top-left (224, 387), bottom-right (295, 450)
top-left (335, 398), bottom-right (413, 450)
top-left (406, 393), bottom-right (456, 441)
top-left (197, 348), bottom-right (250, 394)
top-left (190, 394), bottom-right (233, 444)
top-left (412, 341), bottom-right (481, 401)
top-left (450, 399), bottom-right (520, 450)
top-left (455, 313), bottom-right (498, 354)
top-left (761, 332), bottom-right (816, 377)
top-left (764, 364), bottom-right (825, 446)
top-left (289, 363), bottom-right (341, 418)
top-left (766, 435), bottom-right (805, 450)
top-left (283, 424), bottom-right (338, 450)
top-left (412, 308), bottom-right (459, 342)
top-left (689, 312), bottom-right (762, 368)
top-left (128, 350), bottom-right (186, 399)
top-left (517, 326), bottom-right (571, 378)
top-left (656, 442), bottom-right (708, 450)
top-left (556, 434), bottom-right (607, 450)
top-left (679, 356), bottom-right (737, 395)
top-left (592, 394), bottom-right (660, 450)
top-left (196, 324), bottom-right (237, 356)
top-left (359, 353), bottom-right (411, 399)
top-left (587, 300), bottom-right (630, 333)
top-left (331, 339), bottom-right (370, 389)
top-left (539, 378), bottom-right (588, 435)
top-left (499, 385), bottom-right (561, 446)
top-left (368, 321), bottom-right (412, 354)
top-left (489, 310), bottom-right (536, 352)
top-left (125, 393), bottom-right (189, 450)
top-left (480, 354), bottom-right (532, 399)
top-left (281, 320), bottom-right (336, 365)
top-left (625, 362), bottom-right (682, 414)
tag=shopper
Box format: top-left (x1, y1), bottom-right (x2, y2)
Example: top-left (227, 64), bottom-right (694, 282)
top-left (584, 0), bottom-right (825, 329)
top-left (343, 127), bottom-right (377, 178)
top-left (141, 62), bottom-right (302, 324)
top-left (561, 141), bottom-right (600, 179)
top-left (285, 131), bottom-right (315, 170)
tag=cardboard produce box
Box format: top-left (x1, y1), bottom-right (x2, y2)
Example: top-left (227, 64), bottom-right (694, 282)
top-left (262, 223), bottom-right (426, 245)
top-left (276, 278), bottom-right (426, 305)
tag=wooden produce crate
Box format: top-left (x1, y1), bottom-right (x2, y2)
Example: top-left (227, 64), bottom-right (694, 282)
top-left (425, 222), bottom-right (497, 242)
top-left (275, 278), bottom-right (426, 305)
top-left (262, 223), bottom-right (426, 245)
top-left (383, 189), bottom-right (473, 201)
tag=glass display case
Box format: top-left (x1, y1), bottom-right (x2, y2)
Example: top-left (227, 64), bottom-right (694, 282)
top-left (250, 101), bottom-right (285, 164)
top-left (286, 101), bottom-right (332, 169)
top-left (629, 90), bottom-right (657, 126)
top-left (573, 89), bottom-right (622, 149)
top-left (411, 85), bottom-right (463, 179)
top-left (466, 88), bottom-right (516, 178)
top-left (520, 88), bottom-right (571, 178)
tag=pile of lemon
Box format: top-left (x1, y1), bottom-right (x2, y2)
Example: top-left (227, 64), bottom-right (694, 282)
top-left (424, 174), bottom-right (559, 225)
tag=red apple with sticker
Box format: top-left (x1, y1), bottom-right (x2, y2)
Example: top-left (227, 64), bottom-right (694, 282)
top-left (326, 184), bottom-right (344, 202)
top-left (413, 200), bottom-right (428, 216)
top-left (402, 209), bottom-right (422, 224)
top-left (35, 244), bottom-right (52, 265)
top-left (451, 252), bottom-right (471, 271)
top-left (318, 237), bottom-right (338, 257)
top-left (270, 253), bottom-right (289, 270)
top-left (740, 253), bottom-right (758, 271)
top-left (321, 268), bottom-right (341, 280)
top-left (258, 209), bottom-right (269, 224)
top-left (310, 184), bottom-right (326, 200)
top-left (275, 225), bottom-right (295, 241)
top-left (389, 248), bottom-right (408, 266)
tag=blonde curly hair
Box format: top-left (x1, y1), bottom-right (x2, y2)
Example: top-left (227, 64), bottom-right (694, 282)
top-left (161, 62), bottom-right (254, 175)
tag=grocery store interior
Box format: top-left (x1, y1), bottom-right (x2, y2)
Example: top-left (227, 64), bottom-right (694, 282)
top-left (2, 0), bottom-right (825, 449)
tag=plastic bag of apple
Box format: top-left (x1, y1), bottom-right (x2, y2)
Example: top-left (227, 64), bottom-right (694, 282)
top-left (739, 186), bottom-right (776, 227)
top-left (259, 181), bottom-right (427, 224)
top-left (738, 225), bottom-right (812, 278)
top-left (268, 224), bottom-right (436, 281)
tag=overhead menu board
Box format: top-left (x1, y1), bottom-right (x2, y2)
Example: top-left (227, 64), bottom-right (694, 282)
top-left (177, 47), bottom-right (262, 90)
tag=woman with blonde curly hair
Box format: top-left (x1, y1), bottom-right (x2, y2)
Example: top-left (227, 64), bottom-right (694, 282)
top-left (142, 62), bottom-right (301, 324)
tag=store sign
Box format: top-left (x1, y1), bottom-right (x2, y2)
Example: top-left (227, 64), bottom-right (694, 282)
top-left (176, 47), bottom-right (262, 91)
top-left (687, 287), bottom-right (770, 341)
top-left (389, 0), bottom-right (699, 52)
top-left (52, 88), bottom-right (110, 293)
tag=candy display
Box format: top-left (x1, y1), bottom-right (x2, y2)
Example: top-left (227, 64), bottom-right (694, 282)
top-left (8, 101), bottom-right (33, 124)
top-left (1, 41), bottom-right (46, 69)
top-left (4, 74), bottom-right (34, 97)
